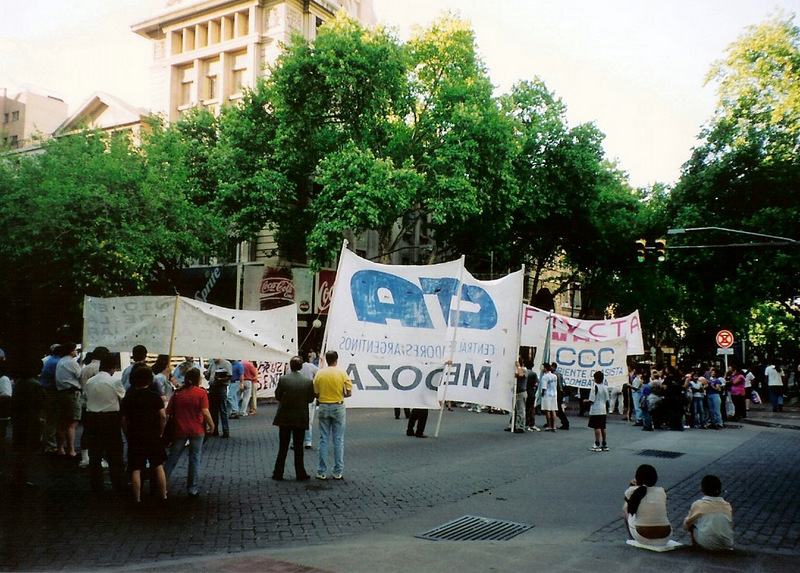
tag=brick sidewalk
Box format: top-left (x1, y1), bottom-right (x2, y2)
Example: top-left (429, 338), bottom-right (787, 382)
top-left (587, 428), bottom-right (800, 553)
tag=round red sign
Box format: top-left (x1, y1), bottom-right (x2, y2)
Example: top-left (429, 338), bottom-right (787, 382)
top-left (716, 330), bottom-right (734, 348)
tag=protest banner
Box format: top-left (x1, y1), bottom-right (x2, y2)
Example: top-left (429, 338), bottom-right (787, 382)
top-left (550, 337), bottom-right (628, 389)
top-left (520, 305), bottom-right (644, 357)
top-left (83, 295), bottom-right (297, 363)
top-left (324, 247), bottom-right (523, 411)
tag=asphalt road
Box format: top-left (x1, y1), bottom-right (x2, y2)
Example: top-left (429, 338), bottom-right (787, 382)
top-left (1, 403), bottom-right (798, 572)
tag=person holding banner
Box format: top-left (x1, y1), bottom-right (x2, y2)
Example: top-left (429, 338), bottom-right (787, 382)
top-left (314, 351), bottom-right (352, 480)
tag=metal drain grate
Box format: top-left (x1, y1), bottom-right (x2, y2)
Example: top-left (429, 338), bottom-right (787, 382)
top-left (636, 449), bottom-right (685, 459)
top-left (417, 515), bottom-right (534, 541)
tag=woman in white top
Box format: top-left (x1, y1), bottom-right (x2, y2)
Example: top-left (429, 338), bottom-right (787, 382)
top-left (623, 464), bottom-right (672, 547)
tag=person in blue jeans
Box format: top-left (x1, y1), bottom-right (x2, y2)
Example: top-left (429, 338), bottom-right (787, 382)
top-left (705, 369), bottom-right (724, 429)
top-left (228, 360), bottom-right (244, 418)
top-left (313, 351), bottom-right (352, 480)
top-left (687, 371), bottom-right (707, 428)
top-left (164, 368), bottom-right (214, 497)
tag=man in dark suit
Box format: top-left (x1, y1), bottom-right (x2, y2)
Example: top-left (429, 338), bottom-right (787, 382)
top-left (272, 356), bottom-right (316, 481)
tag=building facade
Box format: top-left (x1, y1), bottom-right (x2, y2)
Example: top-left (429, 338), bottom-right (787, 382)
top-left (133, 0), bottom-right (375, 122)
top-left (1, 87), bottom-right (68, 149)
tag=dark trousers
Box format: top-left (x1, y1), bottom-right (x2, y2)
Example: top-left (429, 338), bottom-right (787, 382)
top-left (394, 408), bottom-right (410, 419)
top-left (273, 426), bottom-right (307, 478)
top-left (84, 411), bottom-right (125, 492)
top-left (208, 385), bottom-right (229, 434)
top-left (525, 396), bottom-right (536, 427)
top-left (732, 394), bottom-right (747, 420)
top-left (557, 401), bottom-right (569, 428)
top-left (407, 409), bottom-right (428, 436)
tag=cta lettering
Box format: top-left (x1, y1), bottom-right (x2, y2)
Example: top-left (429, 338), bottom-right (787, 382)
top-left (349, 271), bottom-right (497, 330)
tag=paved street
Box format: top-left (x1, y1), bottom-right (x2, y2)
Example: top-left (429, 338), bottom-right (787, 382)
top-left (1, 401), bottom-right (798, 572)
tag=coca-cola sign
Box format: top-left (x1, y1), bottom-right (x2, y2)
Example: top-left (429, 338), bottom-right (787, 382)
top-left (315, 270), bottom-right (336, 314)
top-left (260, 267), bottom-right (296, 310)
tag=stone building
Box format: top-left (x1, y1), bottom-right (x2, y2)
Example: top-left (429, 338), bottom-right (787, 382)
top-left (1, 86), bottom-right (68, 149)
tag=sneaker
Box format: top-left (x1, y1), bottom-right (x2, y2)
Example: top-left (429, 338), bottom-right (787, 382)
top-left (532, 425), bottom-right (541, 432)
top-left (315, 473), bottom-right (327, 480)
top-left (78, 460), bottom-right (89, 469)
top-left (332, 474), bottom-right (343, 480)
top-left (601, 445), bottom-right (609, 451)
top-left (589, 445), bottom-right (601, 452)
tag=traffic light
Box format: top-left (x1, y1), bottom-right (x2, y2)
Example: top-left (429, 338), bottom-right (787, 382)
top-left (635, 239), bottom-right (647, 262)
top-left (654, 238), bottom-right (667, 261)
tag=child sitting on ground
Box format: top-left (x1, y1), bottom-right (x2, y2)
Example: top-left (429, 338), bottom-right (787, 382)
top-left (682, 474), bottom-right (734, 550)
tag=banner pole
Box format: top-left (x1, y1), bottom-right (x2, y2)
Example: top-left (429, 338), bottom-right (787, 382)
top-left (509, 264), bottom-right (526, 433)
top-left (434, 255), bottom-right (466, 438)
top-left (167, 295), bottom-right (180, 365)
top-left (319, 239), bottom-right (349, 367)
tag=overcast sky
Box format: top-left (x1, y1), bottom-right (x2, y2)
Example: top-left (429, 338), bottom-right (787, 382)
top-left (2, 0), bottom-right (799, 187)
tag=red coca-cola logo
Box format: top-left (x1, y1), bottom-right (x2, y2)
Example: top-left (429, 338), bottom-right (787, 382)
top-left (317, 279), bottom-right (334, 312)
top-left (260, 278), bottom-right (295, 300)
top-left (299, 301), bottom-right (310, 312)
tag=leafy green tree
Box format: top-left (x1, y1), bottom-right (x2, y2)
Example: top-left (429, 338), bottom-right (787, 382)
top-left (0, 123), bottom-right (222, 352)
top-left (214, 13), bottom-right (517, 269)
top-left (663, 12), bottom-right (800, 359)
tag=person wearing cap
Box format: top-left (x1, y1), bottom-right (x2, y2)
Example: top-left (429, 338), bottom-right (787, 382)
top-left (55, 342), bottom-right (82, 457)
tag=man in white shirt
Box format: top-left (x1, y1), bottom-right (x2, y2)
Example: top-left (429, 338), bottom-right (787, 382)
top-left (765, 361), bottom-right (784, 412)
top-left (83, 353), bottom-right (125, 493)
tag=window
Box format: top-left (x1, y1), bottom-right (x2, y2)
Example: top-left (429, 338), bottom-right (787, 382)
top-left (230, 51), bottom-right (248, 96)
top-left (178, 65), bottom-right (195, 107)
top-left (205, 58), bottom-right (220, 101)
top-left (10, 135), bottom-right (18, 147)
top-left (3, 113), bottom-right (7, 123)
top-left (11, 111), bottom-right (19, 121)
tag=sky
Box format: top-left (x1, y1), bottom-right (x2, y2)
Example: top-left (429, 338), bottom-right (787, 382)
top-left (2, 0), bottom-right (799, 188)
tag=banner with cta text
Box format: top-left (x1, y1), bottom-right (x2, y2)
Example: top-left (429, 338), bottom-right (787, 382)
top-left (520, 305), bottom-right (644, 356)
top-left (551, 337), bottom-right (628, 389)
top-left (325, 248), bottom-right (523, 411)
top-left (83, 295), bottom-right (297, 363)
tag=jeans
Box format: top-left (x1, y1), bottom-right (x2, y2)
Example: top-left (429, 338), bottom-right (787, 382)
top-left (631, 389), bottom-right (643, 423)
top-left (691, 396), bottom-right (706, 427)
top-left (707, 393), bottom-right (722, 427)
top-left (769, 386), bottom-right (784, 411)
top-left (317, 403), bottom-right (346, 476)
top-left (164, 434), bottom-right (204, 495)
top-left (208, 385), bottom-right (229, 434)
top-left (239, 380), bottom-right (253, 417)
top-left (514, 392), bottom-right (526, 430)
top-left (227, 382), bottom-right (240, 415)
top-left (642, 407), bottom-right (653, 430)
top-left (304, 403), bottom-right (315, 446)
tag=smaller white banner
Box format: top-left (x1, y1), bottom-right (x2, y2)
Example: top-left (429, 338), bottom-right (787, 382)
top-left (551, 337), bottom-right (628, 389)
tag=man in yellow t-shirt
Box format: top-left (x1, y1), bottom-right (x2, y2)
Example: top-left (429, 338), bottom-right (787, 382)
top-left (313, 350), bottom-right (352, 480)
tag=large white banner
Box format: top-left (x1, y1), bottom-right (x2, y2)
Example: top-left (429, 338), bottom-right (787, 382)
top-left (325, 249), bottom-right (523, 410)
top-left (83, 295), bottom-right (297, 362)
top-left (551, 337), bottom-right (628, 389)
top-left (520, 305), bottom-right (644, 356)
